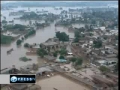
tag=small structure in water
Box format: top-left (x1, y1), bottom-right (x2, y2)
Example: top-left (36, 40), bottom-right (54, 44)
top-left (7, 48), bottom-right (13, 54)
top-left (53, 88), bottom-right (58, 90)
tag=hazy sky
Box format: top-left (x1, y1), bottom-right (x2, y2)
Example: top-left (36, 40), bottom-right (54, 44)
top-left (1, 1), bottom-right (118, 4)
top-left (1, 1), bottom-right (16, 3)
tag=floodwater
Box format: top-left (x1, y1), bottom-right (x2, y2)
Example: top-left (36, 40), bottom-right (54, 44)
top-left (37, 75), bottom-right (90, 90)
top-left (1, 6), bottom-right (109, 69)
top-left (1, 7), bottom-right (75, 69)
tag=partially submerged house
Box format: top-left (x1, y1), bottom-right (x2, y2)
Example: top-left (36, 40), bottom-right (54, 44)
top-left (40, 38), bottom-right (67, 52)
top-left (1, 66), bottom-right (20, 74)
top-left (35, 66), bottom-right (54, 77)
top-left (95, 58), bottom-right (118, 67)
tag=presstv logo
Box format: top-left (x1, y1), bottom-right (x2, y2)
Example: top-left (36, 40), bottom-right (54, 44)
top-left (10, 75), bottom-right (36, 83)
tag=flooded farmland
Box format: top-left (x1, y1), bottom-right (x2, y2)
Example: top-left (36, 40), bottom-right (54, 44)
top-left (1, 6), bottom-right (110, 69)
top-left (1, 7), bottom-right (76, 69)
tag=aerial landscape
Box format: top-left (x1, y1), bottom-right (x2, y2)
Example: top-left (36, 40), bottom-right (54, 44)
top-left (1, 1), bottom-right (118, 90)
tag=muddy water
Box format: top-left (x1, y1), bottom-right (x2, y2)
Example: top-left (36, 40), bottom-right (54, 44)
top-left (1, 7), bottom-right (77, 69)
top-left (37, 75), bottom-right (90, 90)
top-left (1, 23), bottom-right (75, 69)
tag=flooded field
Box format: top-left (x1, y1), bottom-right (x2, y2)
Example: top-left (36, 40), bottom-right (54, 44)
top-left (37, 75), bottom-right (90, 90)
top-left (1, 6), bottom-right (108, 69)
top-left (1, 7), bottom-right (76, 69)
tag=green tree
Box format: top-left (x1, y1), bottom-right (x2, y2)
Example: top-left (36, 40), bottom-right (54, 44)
top-left (2, 20), bottom-right (7, 24)
top-left (13, 24), bottom-right (27, 31)
top-left (89, 33), bottom-right (93, 36)
top-left (70, 57), bottom-right (77, 62)
top-left (24, 43), bottom-right (30, 48)
top-left (53, 51), bottom-right (58, 57)
top-left (93, 40), bottom-right (102, 48)
top-left (56, 32), bottom-right (69, 42)
top-left (74, 30), bottom-right (80, 38)
top-left (99, 66), bottom-right (110, 73)
top-left (75, 58), bottom-right (83, 66)
top-left (1, 35), bottom-right (14, 44)
top-left (59, 48), bottom-right (67, 55)
top-left (59, 55), bottom-right (65, 59)
top-left (74, 37), bottom-right (79, 42)
top-left (24, 30), bottom-right (36, 39)
top-left (37, 48), bottom-right (48, 58)
top-left (16, 39), bottom-right (22, 45)
top-left (21, 37), bottom-right (24, 41)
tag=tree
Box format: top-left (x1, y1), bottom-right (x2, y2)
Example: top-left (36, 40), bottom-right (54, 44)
top-left (53, 51), bottom-right (58, 57)
top-left (75, 58), bottom-right (83, 66)
top-left (74, 30), bottom-right (80, 38)
top-left (89, 33), bottom-right (93, 36)
top-left (59, 48), bottom-right (67, 55)
top-left (1, 35), bottom-right (14, 44)
top-left (74, 37), bottom-right (79, 42)
top-left (24, 43), bottom-right (30, 48)
top-left (24, 30), bottom-right (36, 39)
top-left (59, 55), bottom-right (65, 59)
top-left (21, 37), bottom-right (24, 41)
top-left (16, 39), bottom-right (22, 45)
top-left (93, 40), bottom-right (102, 48)
top-left (99, 66), bottom-right (110, 73)
top-left (2, 20), bottom-right (7, 24)
top-left (85, 24), bottom-right (89, 30)
top-left (74, 30), bottom-right (80, 42)
top-left (37, 48), bottom-right (48, 58)
top-left (70, 57), bottom-right (76, 62)
top-left (56, 32), bottom-right (69, 42)
top-left (74, 28), bottom-right (85, 42)
top-left (13, 24), bottom-right (27, 31)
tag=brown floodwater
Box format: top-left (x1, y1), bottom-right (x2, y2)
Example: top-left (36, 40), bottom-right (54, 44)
top-left (1, 7), bottom-right (77, 69)
top-left (36, 75), bottom-right (90, 90)
top-left (1, 6), bottom-right (87, 69)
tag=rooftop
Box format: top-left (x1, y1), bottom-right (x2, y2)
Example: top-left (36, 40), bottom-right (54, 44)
top-left (36, 66), bottom-right (53, 74)
top-left (42, 42), bottom-right (58, 46)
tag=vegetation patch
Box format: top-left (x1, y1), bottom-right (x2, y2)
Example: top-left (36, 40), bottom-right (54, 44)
top-left (70, 57), bottom-right (83, 66)
top-left (99, 66), bottom-right (110, 73)
top-left (24, 30), bottom-right (36, 39)
top-left (37, 48), bottom-right (48, 58)
top-left (24, 43), bottom-right (30, 48)
top-left (3, 24), bottom-right (27, 31)
top-left (56, 31), bottom-right (69, 42)
top-left (59, 55), bottom-right (65, 59)
top-left (19, 57), bottom-right (32, 62)
top-left (16, 39), bottom-right (22, 45)
top-left (93, 39), bottom-right (102, 48)
top-left (1, 35), bottom-right (15, 44)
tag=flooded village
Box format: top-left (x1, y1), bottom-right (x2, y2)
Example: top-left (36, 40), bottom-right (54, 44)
top-left (1, 1), bottom-right (118, 90)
